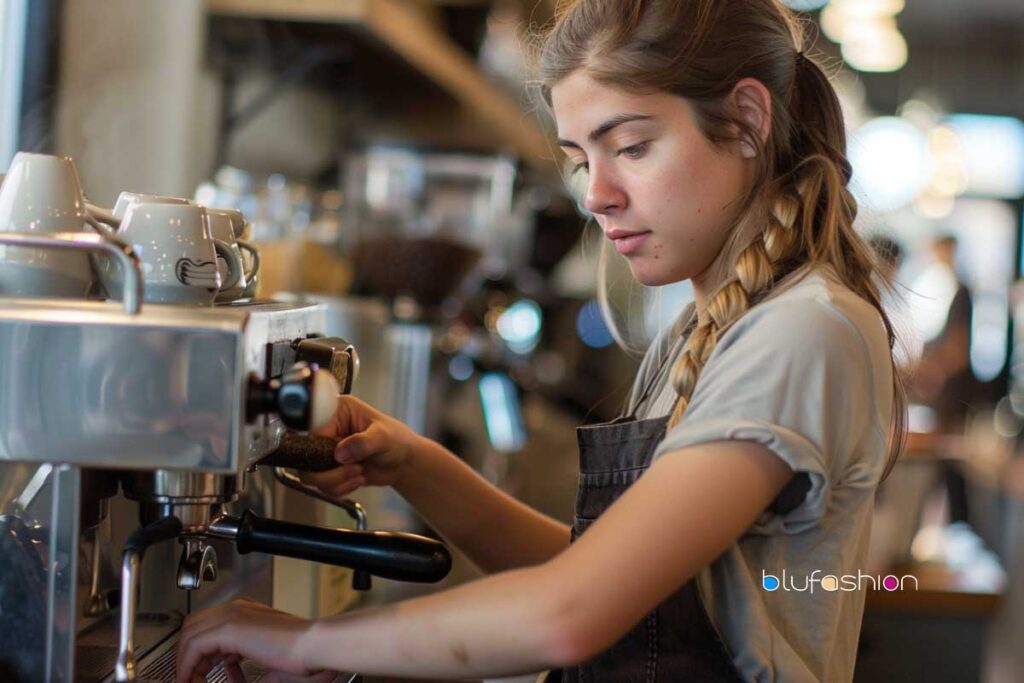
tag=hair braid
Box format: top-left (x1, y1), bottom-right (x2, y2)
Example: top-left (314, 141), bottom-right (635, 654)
top-left (667, 188), bottom-right (803, 429)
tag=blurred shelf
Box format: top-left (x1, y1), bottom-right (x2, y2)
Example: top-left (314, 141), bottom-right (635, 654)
top-left (866, 559), bottom-right (1005, 619)
top-left (866, 522), bottom-right (1007, 620)
top-left (206, 0), bottom-right (556, 177)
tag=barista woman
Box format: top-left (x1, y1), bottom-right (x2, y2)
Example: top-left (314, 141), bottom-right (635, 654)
top-left (177, 1), bottom-right (907, 680)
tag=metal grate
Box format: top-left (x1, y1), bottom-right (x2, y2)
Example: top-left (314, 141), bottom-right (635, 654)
top-left (136, 643), bottom-right (271, 683)
top-left (137, 645), bottom-right (179, 682)
top-left (80, 612), bottom-right (180, 682)
top-left (93, 630), bottom-right (359, 682)
top-left (76, 644), bottom-right (119, 682)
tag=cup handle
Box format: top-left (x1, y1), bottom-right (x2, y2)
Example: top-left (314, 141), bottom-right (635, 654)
top-left (236, 240), bottom-right (261, 283)
top-left (85, 202), bottom-right (121, 232)
top-left (85, 213), bottom-right (117, 240)
top-left (213, 239), bottom-right (241, 292)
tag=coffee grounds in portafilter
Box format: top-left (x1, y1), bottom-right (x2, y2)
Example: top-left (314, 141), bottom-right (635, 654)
top-left (352, 236), bottom-right (482, 307)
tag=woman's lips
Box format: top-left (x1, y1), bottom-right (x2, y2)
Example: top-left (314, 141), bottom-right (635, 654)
top-left (611, 230), bottom-right (652, 255)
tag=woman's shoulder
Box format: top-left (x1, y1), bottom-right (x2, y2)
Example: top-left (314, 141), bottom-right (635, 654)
top-left (739, 265), bottom-right (888, 349)
top-left (714, 267), bottom-right (894, 417)
top-left (641, 268), bottom-right (885, 360)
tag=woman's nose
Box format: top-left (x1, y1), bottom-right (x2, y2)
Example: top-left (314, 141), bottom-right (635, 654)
top-left (583, 168), bottom-right (627, 215)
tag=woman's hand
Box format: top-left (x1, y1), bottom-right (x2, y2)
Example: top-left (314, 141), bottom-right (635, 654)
top-left (299, 395), bottom-right (422, 501)
top-left (175, 597), bottom-right (333, 683)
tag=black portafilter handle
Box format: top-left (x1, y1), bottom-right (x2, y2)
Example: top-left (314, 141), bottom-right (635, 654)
top-left (258, 432), bottom-right (339, 472)
top-left (258, 433), bottom-right (373, 591)
top-left (209, 510), bottom-right (452, 584)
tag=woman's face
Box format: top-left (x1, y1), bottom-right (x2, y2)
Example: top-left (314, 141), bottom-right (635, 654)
top-left (551, 71), bottom-right (751, 288)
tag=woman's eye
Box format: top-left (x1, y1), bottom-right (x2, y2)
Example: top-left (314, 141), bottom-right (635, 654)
top-left (618, 142), bottom-right (649, 160)
top-left (571, 160), bottom-right (589, 175)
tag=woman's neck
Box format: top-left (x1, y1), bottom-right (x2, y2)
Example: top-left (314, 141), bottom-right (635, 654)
top-left (690, 268), bottom-right (715, 327)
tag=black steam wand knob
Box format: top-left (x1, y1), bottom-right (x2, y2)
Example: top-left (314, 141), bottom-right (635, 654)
top-left (246, 362), bottom-right (340, 431)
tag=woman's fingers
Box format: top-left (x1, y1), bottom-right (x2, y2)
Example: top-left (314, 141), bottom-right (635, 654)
top-left (176, 600), bottom-right (313, 683)
top-left (261, 672), bottom-right (336, 683)
top-left (177, 623), bottom-right (236, 683)
top-left (333, 423), bottom-right (388, 465)
top-left (326, 476), bottom-right (366, 498)
top-left (177, 602), bottom-right (259, 682)
top-left (313, 394), bottom-right (376, 439)
top-left (298, 466), bottom-right (366, 498)
top-left (223, 659), bottom-right (247, 683)
top-left (191, 655), bottom-right (215, 681)
top-left (298, 464), bottom-right (363, 488)
top-left (303, 475), bottom-right (366, 499)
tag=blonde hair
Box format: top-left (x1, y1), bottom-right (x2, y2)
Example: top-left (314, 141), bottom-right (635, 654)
top-left (535, 0), bottom-right (907, 480)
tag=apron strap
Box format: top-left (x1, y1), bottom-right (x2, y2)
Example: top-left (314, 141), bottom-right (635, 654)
top-left (627, 305), bottom-right (697, 419)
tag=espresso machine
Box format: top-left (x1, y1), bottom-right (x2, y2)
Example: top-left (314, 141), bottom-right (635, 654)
top-left (0, 224), bottom-right (452, 679)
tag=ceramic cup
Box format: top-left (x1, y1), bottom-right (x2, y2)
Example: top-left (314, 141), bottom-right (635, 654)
top-left (109, 202), bottom-right (239, 305)
top-left (0, 152), bottom-right (108, 298)
top-left (205, 208), bottom-right (260, 303)
top-left (112, 191), bottom-right (191, 219)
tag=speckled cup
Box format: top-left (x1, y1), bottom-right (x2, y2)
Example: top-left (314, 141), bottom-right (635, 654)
top-left (0, 152), bottom-right (97, 298)
top-left (108, 202), bottom-right (237, 305)
top-left (111, 191), bottom-right (191, 219)
top-left (205, 208), bottom-right (259, 303)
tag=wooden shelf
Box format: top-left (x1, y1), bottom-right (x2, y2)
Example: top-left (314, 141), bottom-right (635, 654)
top-left (206, 0), bottom-right (557, 177)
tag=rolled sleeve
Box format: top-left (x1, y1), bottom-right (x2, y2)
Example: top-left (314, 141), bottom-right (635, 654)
top-left (652, 299), bottom-right (875, 535)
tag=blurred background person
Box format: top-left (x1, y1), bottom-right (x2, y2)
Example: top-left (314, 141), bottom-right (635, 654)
top-left (868, 233), bottom-right (920, 376)
top-left (909, 235), bottom-right (986, 434)
top-left (907, 234), bottom-right (990, 527)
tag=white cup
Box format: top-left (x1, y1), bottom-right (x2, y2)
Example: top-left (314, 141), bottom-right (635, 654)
top-left (214, 206), bottom-right (248, 240)
top-left (109, 202), bottom-right (239, 305)
top-left (0, 152), bottom-right (108, 298)
top-left (205, 208), bottom-right (260, 303)
top-left (112, 191), bottom-right (192, 219)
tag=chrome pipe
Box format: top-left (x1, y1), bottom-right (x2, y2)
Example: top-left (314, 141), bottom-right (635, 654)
top-left (114, 549), bottom-right (140, 682)
top-left (0, 231), bottom-right (143, 314)
top-left (272, 467), bottom-right (367, 530)
top-left (114, 517), bottom-right (182, 682)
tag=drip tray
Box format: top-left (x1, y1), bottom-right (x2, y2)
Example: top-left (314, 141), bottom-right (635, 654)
top-left (77, 612), bottom-right (180, 683)
top-left (89, 624), bottom-right (359, 682)
top-left (81, 614), bottom-right (458, 682)
top-left (129, 639), bottom-right (268, 682)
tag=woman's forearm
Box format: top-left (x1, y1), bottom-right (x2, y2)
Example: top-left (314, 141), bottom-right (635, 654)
top-left (299, 565), bottom-right (577, 678)
top-left (393, 435), bottom-right (570, 574)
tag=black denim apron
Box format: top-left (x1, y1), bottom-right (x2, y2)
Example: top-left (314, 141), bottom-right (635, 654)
top-left (551, 333), bottom-right (746, 683)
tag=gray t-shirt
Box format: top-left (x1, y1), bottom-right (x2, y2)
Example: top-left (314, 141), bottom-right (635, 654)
top-left (631, 266), bottom-right (893, 682)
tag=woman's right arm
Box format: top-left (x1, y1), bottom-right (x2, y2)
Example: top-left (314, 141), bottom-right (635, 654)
top-left (301, 396), bottom-right (570, 574)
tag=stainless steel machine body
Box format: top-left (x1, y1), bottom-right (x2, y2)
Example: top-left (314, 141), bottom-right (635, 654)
top-left (0, 296), bottom-right (371, 682)
top-left (0, 298), bottom-right (330, 474)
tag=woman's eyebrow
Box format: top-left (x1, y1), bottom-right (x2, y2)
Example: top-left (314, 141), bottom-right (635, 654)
top-left (557, 113), bottom-right (655, 149)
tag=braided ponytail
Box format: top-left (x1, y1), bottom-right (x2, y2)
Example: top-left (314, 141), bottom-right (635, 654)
top-left (667, 189), bottom-right (803, 428)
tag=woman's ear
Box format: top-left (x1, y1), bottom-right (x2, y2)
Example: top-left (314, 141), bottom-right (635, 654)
top-left (730, 78), bottom-right (773, 158)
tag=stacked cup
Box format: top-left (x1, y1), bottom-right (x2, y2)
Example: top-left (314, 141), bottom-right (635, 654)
top-left (107, 193), bottom-right (261, 305)
top-left (0, 151), bottom-right (262, 306)
top-left (0, 152), bottom-right (113, 298)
